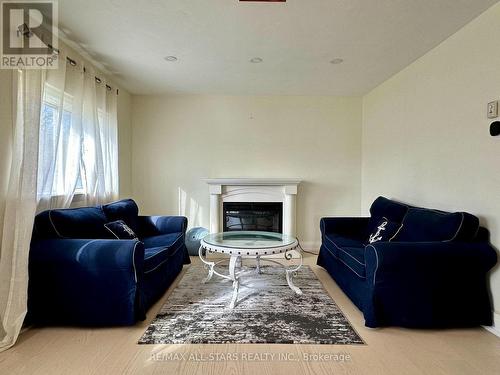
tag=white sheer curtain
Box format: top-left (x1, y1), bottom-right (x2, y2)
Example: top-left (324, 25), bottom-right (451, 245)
top-left (0, 51), bottom-right (119, 352)
top-left (37, 54), bottom-right (84, 210)
top-left (81, 66), bottom-right (119, 206)
top-left (37, 53), bottom-right (119, 211)
top-left (0, 69), bottom-right (43, 352)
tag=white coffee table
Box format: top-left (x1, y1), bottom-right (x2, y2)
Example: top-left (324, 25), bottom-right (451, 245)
top-left (198, 231), bottom-right (302, 308)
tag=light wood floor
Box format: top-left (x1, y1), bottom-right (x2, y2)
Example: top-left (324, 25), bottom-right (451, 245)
top-left (1, 254), bottom-right (499, 375)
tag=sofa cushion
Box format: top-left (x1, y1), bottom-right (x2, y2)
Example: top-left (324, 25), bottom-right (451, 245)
top-left (368, 197), bottom-right (409, 234)
top-left (143, 233), bottom-right (184, 272)
top-left (142, 232), bottom-right (183, 250)
top-left (323, 234), bottom-right (365, 257)
top-left (367, 217), bottom-right (402, 244)
top-left (395, 208), bottom-right (465, 242)
top-left (46, 207), bottom-right (111, 239)
top-left (337, 246), bottom-right (366, 278)
top-left (102, 199), bottom-right (139, 232)
top-left (104, 220), bottom-right (138, 240)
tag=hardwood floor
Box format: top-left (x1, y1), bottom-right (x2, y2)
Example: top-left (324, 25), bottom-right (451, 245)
top-left (1, 254), bottom-right (499, 375)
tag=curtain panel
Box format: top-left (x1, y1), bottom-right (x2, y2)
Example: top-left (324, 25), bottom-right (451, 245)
top-left (0, 49), bottom-right (119, 352)
top-left (0, 69), bottom-right (43, 352)
top-left (37, 52), bottom-right (119, 211)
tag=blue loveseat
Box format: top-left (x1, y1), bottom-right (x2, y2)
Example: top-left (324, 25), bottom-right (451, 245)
top-left (317, 196), bottom-right (497, 328)
top-left (27, 199), bottom-right (190, 326)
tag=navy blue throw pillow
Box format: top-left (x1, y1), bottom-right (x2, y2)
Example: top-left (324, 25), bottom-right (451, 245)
top-left (102, 199), bottom-right (139, 232)
top-left (104, 220), bottom-right (138, 240)
top-left (367, 217), bottom-right (401, 244)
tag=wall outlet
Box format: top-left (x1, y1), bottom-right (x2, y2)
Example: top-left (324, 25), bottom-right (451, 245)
top-left (487, 100), bottom-right (498, 119)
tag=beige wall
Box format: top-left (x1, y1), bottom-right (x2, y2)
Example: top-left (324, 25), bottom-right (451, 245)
top-left (0, 70), bottom-right (13, 238)
top-left (131, 95), bottom-right (362, 248)
top-left (362, 3), bottom-right (500, 326)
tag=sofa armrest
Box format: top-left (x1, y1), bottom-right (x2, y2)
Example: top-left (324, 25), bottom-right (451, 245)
top-left (137, 215), bottom-right (187, 237)
top-left (365, 241), bottom-right (497, 280)
top-left (30, 238), bottom-right (144, 270)
top-left (320, 217), bottom-right (370, 240)
top-left (28, 239), bottom-right (145, 325)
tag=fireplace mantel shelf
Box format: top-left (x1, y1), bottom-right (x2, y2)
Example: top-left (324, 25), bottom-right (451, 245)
top-left (203, 178), bottom-right (301, 186)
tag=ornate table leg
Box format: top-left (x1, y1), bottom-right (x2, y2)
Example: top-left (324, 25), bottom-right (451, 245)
top-left (286, 270), bottom-right (303, 295)
top-left (198, 245), bottom-right (215, 283)
top-left (229, 255), bottom-right (240, 308)
top-left (255, 255), bottom-right (261, 274)
top-left (285, 248), bottom-right (303, 295)
top-left (229, 280), bottom-right (239, 309)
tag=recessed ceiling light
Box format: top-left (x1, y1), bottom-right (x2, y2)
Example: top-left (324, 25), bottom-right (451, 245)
top-left (164, 56), bottom-right (178, 62)
top-left (250, 57), bottom-right (263, 63)
top-left (330, 58), bottom-right (344, 64)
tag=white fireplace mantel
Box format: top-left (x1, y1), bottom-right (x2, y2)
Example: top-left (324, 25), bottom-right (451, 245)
top-left (204, 178), bottom-right (301, 236)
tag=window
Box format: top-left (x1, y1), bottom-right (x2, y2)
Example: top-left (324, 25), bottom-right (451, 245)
top-left (37, 84), bottom-right (84, 198)
top-left (36, 73), bottom-right (119, 208)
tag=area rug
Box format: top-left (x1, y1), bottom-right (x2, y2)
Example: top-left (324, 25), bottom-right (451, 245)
top-left (138, 264), bottom-right (364, 345)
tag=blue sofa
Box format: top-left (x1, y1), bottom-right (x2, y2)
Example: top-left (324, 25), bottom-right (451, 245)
top-left (317, 196), bottom-right (497, 328)
top-left (27, 199), bottom-right (190, 326)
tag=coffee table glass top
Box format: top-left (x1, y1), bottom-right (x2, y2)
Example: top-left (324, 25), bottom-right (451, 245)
top-left (202, 231), bottom-right (297, 249)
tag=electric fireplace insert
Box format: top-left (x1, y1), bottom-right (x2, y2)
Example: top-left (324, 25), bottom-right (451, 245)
top-left (223, 202), bottom-right (283, 233)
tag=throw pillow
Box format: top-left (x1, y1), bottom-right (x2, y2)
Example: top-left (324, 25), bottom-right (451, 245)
top-left (102, 199), bottom-right (139, 232)
top-left (367, 217), bottom-right (401, 244)
top-left (104, 220), bottom-right (138, 240)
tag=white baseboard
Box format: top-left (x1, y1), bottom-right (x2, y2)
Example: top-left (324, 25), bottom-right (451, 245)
top-left (483, 311), bottom-right (500, 338)
top-left (298, 241), bottom-right (320, 254)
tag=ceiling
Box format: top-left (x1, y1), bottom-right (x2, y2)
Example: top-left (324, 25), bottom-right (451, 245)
top-left (58, 0), bottom-right (499, 96)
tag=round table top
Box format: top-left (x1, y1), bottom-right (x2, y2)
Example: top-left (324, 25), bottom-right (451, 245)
top-left (201, 231), bottom-right (298, 256)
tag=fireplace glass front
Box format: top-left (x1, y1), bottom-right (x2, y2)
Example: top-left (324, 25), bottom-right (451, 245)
top-left (223, 202), bottom-right (283, 233)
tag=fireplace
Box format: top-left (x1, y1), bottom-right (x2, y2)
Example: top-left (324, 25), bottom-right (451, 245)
top-left (223, 202), bottom-right (283, 233)
top-left (204, 178), bottom-right (300, 236)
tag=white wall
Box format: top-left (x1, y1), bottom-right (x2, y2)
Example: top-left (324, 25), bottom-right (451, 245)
top-left (362, 3), bottom-right (500, 328)
top-left (131, 95), bottom-right (362, 248)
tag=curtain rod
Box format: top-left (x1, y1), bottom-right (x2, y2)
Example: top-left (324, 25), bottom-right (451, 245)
top-left (19, 22), bottom-right (120, 96)
top-left (49, 44), bottom-right (119, 95)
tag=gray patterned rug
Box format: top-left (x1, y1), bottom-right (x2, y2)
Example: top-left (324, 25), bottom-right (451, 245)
top-left (138, 264), bottom-right (364, 345)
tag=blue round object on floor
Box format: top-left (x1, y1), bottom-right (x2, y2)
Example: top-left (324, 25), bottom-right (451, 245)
top-left (185, 227), bottom-right (209, 255)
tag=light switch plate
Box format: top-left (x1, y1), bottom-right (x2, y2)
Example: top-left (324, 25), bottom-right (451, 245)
top-left (487, 100), bottom-right (498, 119)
